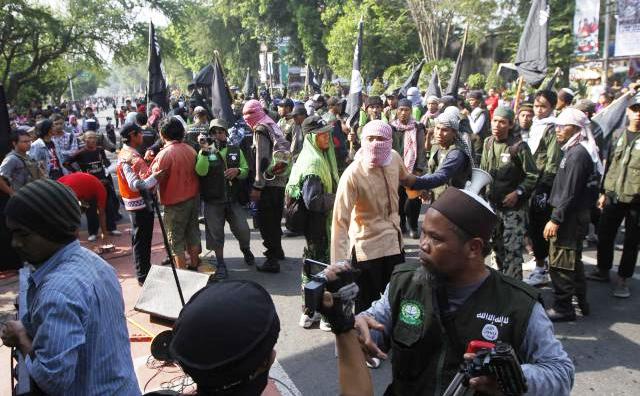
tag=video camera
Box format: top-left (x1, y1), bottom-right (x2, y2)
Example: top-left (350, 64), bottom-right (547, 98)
top-left (443, 340), bottom-right (528, 396)
top-left (198, 135), bottom-right (215, 146)
top-left (303, 259), bottom-right (356, 316)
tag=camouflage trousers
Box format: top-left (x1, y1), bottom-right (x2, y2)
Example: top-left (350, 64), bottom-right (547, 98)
top-left (491, 207), bottom-right (527, 280)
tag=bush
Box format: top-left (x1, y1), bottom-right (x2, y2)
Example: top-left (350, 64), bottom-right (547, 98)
top-left (467, 73), bottom-right (486, 90)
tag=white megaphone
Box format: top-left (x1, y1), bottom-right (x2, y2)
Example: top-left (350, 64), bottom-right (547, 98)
top-left (461, 168), bottom-right (494, 212)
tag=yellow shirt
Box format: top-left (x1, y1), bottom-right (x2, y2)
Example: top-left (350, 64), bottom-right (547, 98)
top-left (331, 151), bottom-right (409, 263)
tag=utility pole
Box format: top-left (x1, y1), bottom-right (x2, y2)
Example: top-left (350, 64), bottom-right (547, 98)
top-left (67, 75), bottom-right (75, 101)
top-left (602, 0), bottom-right (611, 86)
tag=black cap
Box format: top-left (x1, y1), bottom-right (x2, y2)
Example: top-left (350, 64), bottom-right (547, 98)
top-left (468, 90), bottom-right (483, 100)
top-left (398, 98), bottom-right (413, 108)
top-left (277, 98), bottom-right (294, 108)
top-left (301, 115), bottom-right (333, 135)
top-left (287, 105), bottom-right (307, 118)
top-left (170, 280), bottom-right (280, 391)
top-left (120, 122), bottom-right (141, 141)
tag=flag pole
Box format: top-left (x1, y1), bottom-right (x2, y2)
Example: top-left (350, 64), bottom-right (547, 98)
top-left (513, 76), bottom-right (524, 113)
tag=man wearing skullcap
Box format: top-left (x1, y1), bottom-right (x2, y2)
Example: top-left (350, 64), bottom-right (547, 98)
top-left (325, 186), bottom-right (574, 395)
top-left (481, 106), bottom-right (538, 280)
top-left (555, 88), bottom-right (575, 115)
top-left (419, 95), bottom-right (440, 129)
top-left (408, 111), bottom-right (472, 207)
top-left (167, 280), bottom-right (280, 395)
top-left (513, 103), bottom-right (534, 141)
top-left (383, 89), bottom-right (399, 123)
top-left (391, 98), bottom-right (427, 238)
top-left (543, 108), bottom-right (603, 321)
top-left (0, 179), bottom-right (140, 395)
top-left (185, 106), bottom-right (210, 151)
top-left (332, 120), bottom-right (413, 318)
top-left (588, 92), bottom-right (640, 299)
top-left (526, 90), bottom-right (562, 286)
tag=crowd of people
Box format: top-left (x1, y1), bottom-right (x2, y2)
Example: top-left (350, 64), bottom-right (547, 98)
top-left (1, 77), bottom-right (639, 395)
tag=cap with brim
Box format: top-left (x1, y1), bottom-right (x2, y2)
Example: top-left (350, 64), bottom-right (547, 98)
top-left (430, 187), bottom-right (496, 241)
top-left (302, 116), bottom-right (333, 135)
top-left (629, 93), bottom-right (640, 107)
top-left (366, 96), bottom-right (383, 108)
top-left (209, 119), bottom-right (228, 131)
top-left (287, 105), bottom-right (307, 118)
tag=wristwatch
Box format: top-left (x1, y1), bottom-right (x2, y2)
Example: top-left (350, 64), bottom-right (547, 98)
top-left (516, 187), bottom-right (524, 196)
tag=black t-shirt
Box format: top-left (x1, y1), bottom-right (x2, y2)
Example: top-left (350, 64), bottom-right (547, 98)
top-left (138, 126), bottom-right (159, 156)
top-left (45, 140), bottom-right (63, 180)
top-left (70, 148), bottom-right (109, 180)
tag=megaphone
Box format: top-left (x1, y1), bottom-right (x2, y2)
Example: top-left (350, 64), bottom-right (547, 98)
top-left (465, 168), bottom-right (492, 195)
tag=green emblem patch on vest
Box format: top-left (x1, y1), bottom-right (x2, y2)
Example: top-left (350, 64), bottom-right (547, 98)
top-left (399, 300), bottom-right (424, 326)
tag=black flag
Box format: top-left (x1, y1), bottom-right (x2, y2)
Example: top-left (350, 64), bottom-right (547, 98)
top-left (592, 92), bottom-right (633, 141)
top-left (242, 69), bottom-right (257, 99)
top-left (210, 53), bottom-right (235, 125)
top-left (305, 64), bottom-right (322, 94)
top-left (346, 17), bottom-right (364, 129)
top-left (424, 68), bottom-right (442, 99)
top-left (0, 85), bottom-right (10, 161)
top-left (147, 21), bottom-right (168, 112)
top-left (515, 0), bottom-right (549, 87)
top-left (541, 67), bottom-right (561, 91)
top-left (445, 24), bottom-right (469, 97)
top-left (399, 59), bottom-right (425, 98)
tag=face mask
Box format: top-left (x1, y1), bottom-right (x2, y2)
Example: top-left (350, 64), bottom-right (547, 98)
top-left (361, 137), bottom-right (392, 167)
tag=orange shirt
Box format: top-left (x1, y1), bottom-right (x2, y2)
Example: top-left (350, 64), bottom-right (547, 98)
top-left (151, 140), bottom-right (199, 205)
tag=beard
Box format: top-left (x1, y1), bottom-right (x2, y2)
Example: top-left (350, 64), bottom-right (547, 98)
top-left (413, 262), bottom-right (449, 284)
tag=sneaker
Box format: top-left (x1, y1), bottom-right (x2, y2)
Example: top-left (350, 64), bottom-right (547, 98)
top-left (524, 267), bottom-right (549, 287)
top-left (366, 357), bottom-right (382, 369)
top-left (586, 269), bottom-right (610, 282)
top-left (108, 230), bottom-right (122, 236)
top-left (319, 318), bottom-right (332, 332)
top-left (613, 278), bottom-right (631, 298)
top-left (522, 257), bottom-right (539, 272)
top-left (88, 234), bottom-right (97, 242)
top-left (256, 258), bottom-right (280, 273)
top-left (299, 312), bottom-right (321, 329)
top-left (241, 248), bottom-right (255, 266)
top-left (545, 308), bottom-right (576, 322)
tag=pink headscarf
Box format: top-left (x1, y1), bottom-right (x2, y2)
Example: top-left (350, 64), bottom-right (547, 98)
top-left (242, 99), bottom-right (277, 129)
top-left (148, 107), bottom-right (162, 126)
top-left (360, 120), bottom-right (393, 168)
top-left (69, 115), bottom-right (77, 124)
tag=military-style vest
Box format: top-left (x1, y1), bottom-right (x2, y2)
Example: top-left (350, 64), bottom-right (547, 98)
top-left (483, 135), bottom-right (527, 208)
top-left (199, 146), bottom-right (242, 203)
top-left (387, 263), bottom-right (539, 396)
top-left (603, 131), bottom-right (640, 204)
top-left (427, 141), bottom-right (471, 200)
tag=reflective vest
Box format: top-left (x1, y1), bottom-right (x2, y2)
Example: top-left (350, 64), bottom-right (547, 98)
top-left (116, 149), bottom-right (145, 211)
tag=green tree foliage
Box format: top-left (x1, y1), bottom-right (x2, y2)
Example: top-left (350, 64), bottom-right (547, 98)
top-left (467, 73), bottom-right (486, 90)
top-left (484, 64), bottom-right (505, 91)
top-left (369, 78), bottom-right (386, 95)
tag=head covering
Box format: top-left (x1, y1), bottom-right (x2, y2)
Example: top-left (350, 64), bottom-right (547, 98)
top-left (406, 87), bottom-right (421, 106)
top-left (359, 120), bottom-right (393, 167)
top-left (556, 107), bottom-right (604, 174)
top-left (430, 187), bottom-right (496, 241)
top-left (493, 106), bottom-right (515, 121)
top-left (439, 95), bottom-right (456, 109)
top-left (468, 90), bottom-right (483, 100)
top-left (193, 106), bottom-right (207, 116)
top-left (629, 92), bottom-right (640, 107)
top-left (243, 99), bottom-right (276, 129)
top-left (5, 179), bottom-right (81, 243)
top-left (398, 98), bottom-right (413, 109)
top-left (120, 122), bottom-right (141, 143)
top-left (365, 96), bottom-right (383, 109)
top-left (170, 280), bottom-right (280, 394)
top-left (574, 99), bottom-right (596, 114)
top-left (426, 95), bottom-right (440, 104)
top-left (209, 118), bottom-right (228, 131)
top-left (301, 116), bottom-right (333, 135)
top-left (560, 87), bottom-right (575, 98)
top-left (435, 111), bottom-right (460, 131)
top-left (69, 114), bottom-right (77, 123)
top-left (288, 105), bottom-right (307, 118)
top-left (517, 103), bottom-right (534, 114)
top-left (327, 96), bottom-right (340, 107)
top-left (277, 98), bottom-right (294, 109)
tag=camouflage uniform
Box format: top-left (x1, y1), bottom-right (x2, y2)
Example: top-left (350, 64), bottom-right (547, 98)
top-left (481, 134), bottom-right (538, 280)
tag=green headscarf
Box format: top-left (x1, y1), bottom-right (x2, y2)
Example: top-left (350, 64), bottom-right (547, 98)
top-left (286, 131), bottom-right (339, 201)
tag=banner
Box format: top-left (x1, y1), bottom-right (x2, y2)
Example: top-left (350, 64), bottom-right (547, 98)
top-left (615, 0), bottom-right (640, 56)
top-left (514, 0), bottom-right (549, 87)
top-left (574, 0), bottom-right (600, 56)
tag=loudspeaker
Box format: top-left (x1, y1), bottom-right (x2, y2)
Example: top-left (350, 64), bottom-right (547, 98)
top-left (134, 265), bottom-right (211, 321)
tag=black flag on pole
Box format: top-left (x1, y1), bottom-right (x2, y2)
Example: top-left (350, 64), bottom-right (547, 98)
top-left (305, 64), bottom-right (322, 94)
top-left (0, 85), bottom-right (10, 161)
top-left (445, 25), bottom-right (469, 97)
top-left (210, 53), bottom-right (235, 125)
top-left (514, 0), bottom-right (549, 87)
top-left (399, 59), bottom-right (425, 98)
top-left (592, 91), bottom-right (633, 141)
top-left (425, 68), bottom-right (442, 99)
top-left (243, 69), bottom-right (257, 99)
top-left (346, 17), bottom-right (364, 129)
top-left (147, 22), bottom-right (168, 112)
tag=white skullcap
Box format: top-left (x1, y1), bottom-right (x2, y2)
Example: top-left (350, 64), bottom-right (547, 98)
top-left (556, 107), bottom-right (589, 129)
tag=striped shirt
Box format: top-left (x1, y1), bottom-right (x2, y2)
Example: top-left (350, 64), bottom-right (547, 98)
top-left (22, 240), bottom-right (141, 396)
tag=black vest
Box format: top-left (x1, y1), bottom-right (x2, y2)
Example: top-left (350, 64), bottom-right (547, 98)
top-left (387, 263), bottom-right (540, 396)
top-left (484, 135), bottom-right (527, 207)
top-left (199, 146), bottom-right (242, 203)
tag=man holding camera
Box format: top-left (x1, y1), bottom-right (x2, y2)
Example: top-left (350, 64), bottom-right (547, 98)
top-left (195, 119), bottom-right (255, 280)
top-left (320, 186), bottom-right (574, 395)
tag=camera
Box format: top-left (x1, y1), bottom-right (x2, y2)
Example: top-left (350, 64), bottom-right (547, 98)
top-left (303, 259), bottom-right (356, 315)
top-left (199, 135), bottom-right (214, 146)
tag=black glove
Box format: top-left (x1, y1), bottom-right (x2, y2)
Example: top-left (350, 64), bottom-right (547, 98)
top-left (317, 262), bottom-right (359, 335)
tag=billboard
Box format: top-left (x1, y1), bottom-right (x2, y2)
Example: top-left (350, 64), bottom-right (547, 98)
top-left (615, 0), bottom-right (640, 56)
top-left (574, 0), bottom-right (600, 56)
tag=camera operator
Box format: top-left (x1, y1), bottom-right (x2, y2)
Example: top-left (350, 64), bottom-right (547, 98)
top-left (321, 187), bottom-right (574, 395)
